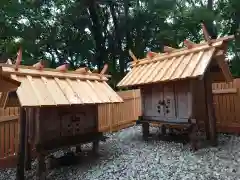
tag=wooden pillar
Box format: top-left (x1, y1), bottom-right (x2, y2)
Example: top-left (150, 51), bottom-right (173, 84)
top-left (93, 105), bottom-right (99, 154)
top-left (161, 125), bottom-right (166, 135)
top-left (25, 109), bottom-right (31, 170)
top-left (200, 80), bottom-right (210, 140)
top-left (92, 140), bottom-right (99, 154)
top-left (142, 122), bottom-right (149, 140)
top-left (36, 153), bottom-right (46, 180)
top-left (35, 108), bottom-right (46, 180)
top-left (16, 107), bottom-right (27, 180)
top-left (204, 72), bottom-right (217, 146)
top-left (75, 145), bottom-right (82, 154)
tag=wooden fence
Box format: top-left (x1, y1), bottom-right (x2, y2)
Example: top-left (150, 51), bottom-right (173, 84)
top-left (0, 107), bottom-right (19, 168)
top-left (98, 89), bottom-right (141, 132)
top-left (0, 89), bottom-right (141, 168)
top-left (212, 79), bottom-right (240, 134)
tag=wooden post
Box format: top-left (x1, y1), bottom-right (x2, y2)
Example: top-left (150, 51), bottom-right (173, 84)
top-left (142, 122), bottom-right (149, 140)
top-left (92, 105), bottom-right (99, 154)
top-left (25, 109), bottom-right (31, 170)
top-left (204, 71), bottom-right (217, 146)
top-left (92, 140), bottom-right (99, 154)
top-left (16, 107), bottom-right (27, 180)
top-left (35, 108), bottom-right (46, 180)
top-left (129, 50), bottom-right (138, 62)
top-left (36, 153), bottom-right (46, 180)
top-left (203, 79), bottom-right (210, 140)
top-left (75, 145), bottom-right (82, 154)
top-left (184, 39), bottom-right (196, 49)
top-left (161, 125), bottom-right (166, 135)
top-left (100, 64), bottom-right (108, 75)
top-left (201, 23), bottom-right (211, 44)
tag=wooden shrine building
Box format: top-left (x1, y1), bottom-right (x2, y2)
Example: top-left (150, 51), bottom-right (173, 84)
top-left (0, 62), bottom-right (123, 180)
top-left (117, 27), bottom-right (234, 149)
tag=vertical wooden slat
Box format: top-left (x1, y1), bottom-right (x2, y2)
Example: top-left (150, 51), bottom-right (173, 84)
top-left (0, 125), bottom-right (5, 158)
top-left (16, 108), bottom-right (27, 180)
top-left (25, 109), bottom-right (31, 170)
top-left (14, 120), bottom-right (19, 155)
top-left (5, 123), bottom-right (9, 157)
top-left (9, 121), bottom-right (15, 155)
top-left (223, 92), bottom-right (228, 125)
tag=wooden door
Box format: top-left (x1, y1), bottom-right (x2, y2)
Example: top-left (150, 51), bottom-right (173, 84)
top-left (142, 87), bottom-right (153, 117)
top-left (151, 85), bottom-right (164, 118)
top-left (142, 85), bottom-right (164, 120)
top-left (163, 84), bottom-right (176, 120)
top-left (175, 83), bottom-right (192, 121)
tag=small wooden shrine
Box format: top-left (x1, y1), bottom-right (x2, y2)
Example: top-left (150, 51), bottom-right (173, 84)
top-left (117, 24), bottom-right (234, 148)
top-left (0, 60), bottom-right (123, 180)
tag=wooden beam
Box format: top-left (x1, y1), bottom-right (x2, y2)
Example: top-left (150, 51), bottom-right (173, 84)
top-left (214, 35), bottom-right (234, 42)
top-left (75, 67), bottom-right (88, 74)
top-left (163, 48), bottom-right (174, 54)
top-left (147, 51), bottom-right (158, 59)
top-left (204, 70), bottom-right (217, 146)
top-left (212, 88), bottom-right (237, 94)
top-left (15, 48), bottom-right (22, 71)
top-left (1, 65), bottom-right (108, 81)
top-left (16, 108), bottom-right (27, 180)
top-left (163, 46), bottom-right (176, 53)
top-left (216, 55), bottom-right (233, 82)
top-left (131, 35), bottom-right (234, 67)
top-left (100, 64), bottom-right (108, 75)
top-left (56, 64), bottom-right (69, 72)
top-left (0, 115), bottom-right (18, 123)
top-left (33, 60), bottom-right (44, 70)
top-left (129, 50), bottom-right (138, 62)
top-left (131, 41), bottom-right (223, 67)
top-left (92, 69), bottom-right (99, 73)
top-left (214, 50), bottom-right (225, 57)
top-left (35, 132), bottom-right (104, 152)
top-left (184, 39), bottom-right (196, 49)
top-left (201, 23), bottom-right (212, 44)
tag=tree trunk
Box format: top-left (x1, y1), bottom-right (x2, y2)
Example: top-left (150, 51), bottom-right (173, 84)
top-left (207, 0), bottom-right (217, 39)
top-left (122, 0), bottom-right (131, 76)
top-left (109, 2), bottom-right (119, 73)
top-left (87, 0), bottom-right (106, 70)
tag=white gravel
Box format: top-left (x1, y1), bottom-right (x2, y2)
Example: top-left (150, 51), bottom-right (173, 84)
top-left (1, 125), bottom-right (240, 180)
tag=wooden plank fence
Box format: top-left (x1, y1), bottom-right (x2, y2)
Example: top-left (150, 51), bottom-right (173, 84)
top-left (212, 78), bottom-right (240, 133)
top-left (98, 89), bottom-right (141, 132)
top-left (0, 107), bottom-right (19, 168)
top-left (0, 89), bottom-right (141, 168)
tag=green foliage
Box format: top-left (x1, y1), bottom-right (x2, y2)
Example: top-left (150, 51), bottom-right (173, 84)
top-left (0, 0), bottom-right (240, 86)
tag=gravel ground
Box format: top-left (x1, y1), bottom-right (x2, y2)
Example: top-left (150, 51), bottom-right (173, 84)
top-left (1, 125), bottom-right (240, 180)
